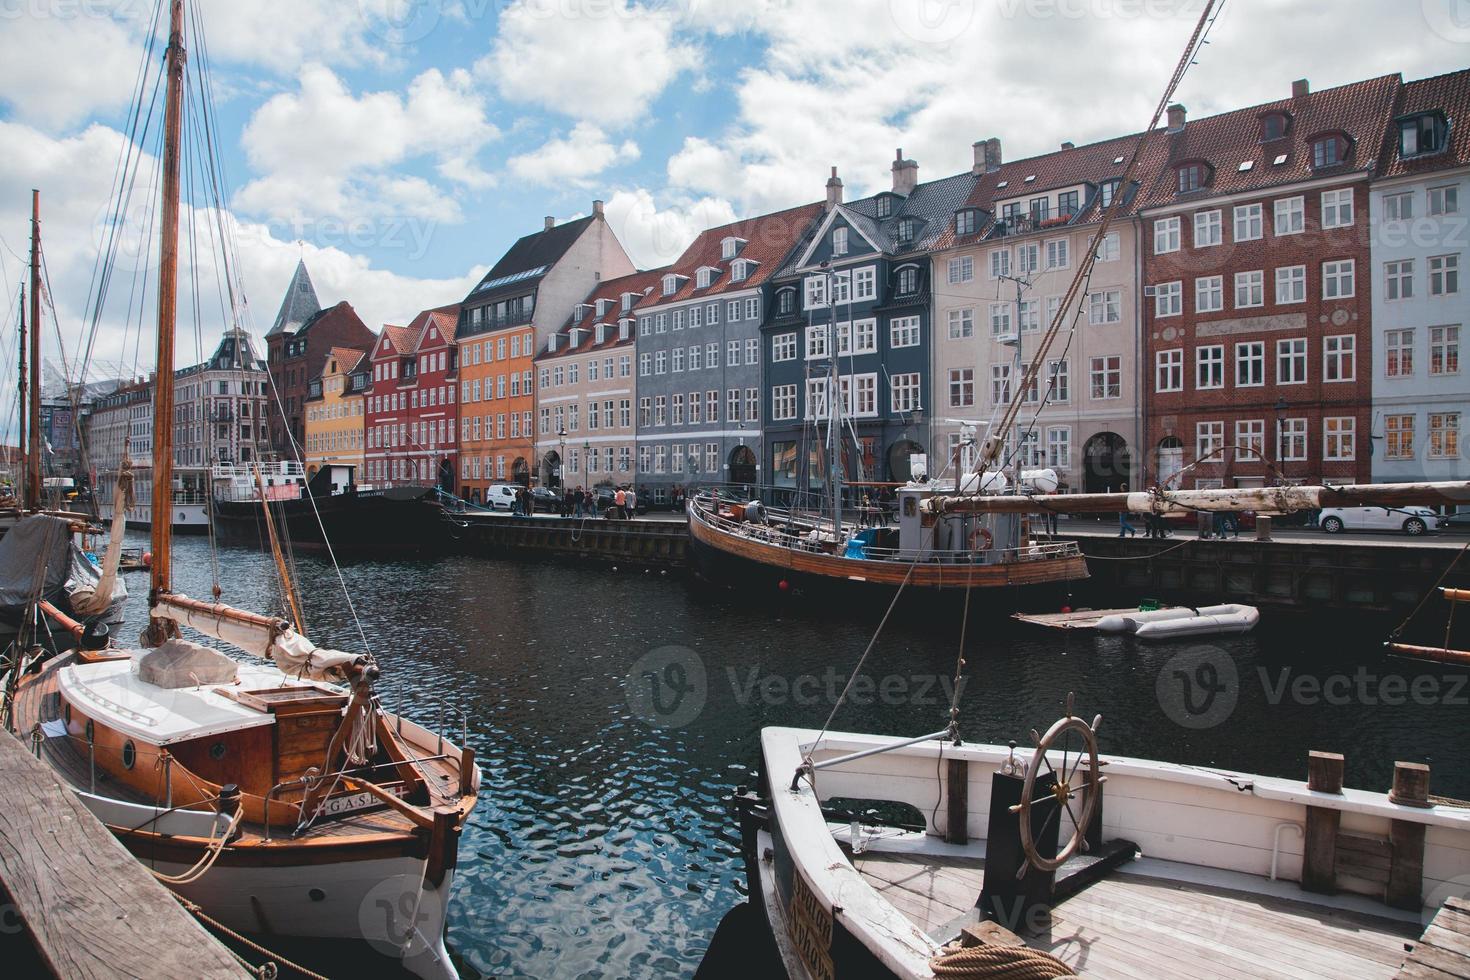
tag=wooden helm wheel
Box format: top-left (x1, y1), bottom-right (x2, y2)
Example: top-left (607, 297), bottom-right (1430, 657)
top-left (1010, 695), bottom-right (1104, 875)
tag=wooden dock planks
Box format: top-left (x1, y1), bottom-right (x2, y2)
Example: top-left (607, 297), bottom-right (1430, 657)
top-left (1396, 895), bottom-right (1470, 979)
top-left (0, 731), bottom-right (246, 979)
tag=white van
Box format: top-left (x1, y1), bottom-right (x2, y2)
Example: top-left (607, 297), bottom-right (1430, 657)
top-left (483, 484), bottom-right (520, 512)
top-left (1318, 505), bottom-right (1437, 536)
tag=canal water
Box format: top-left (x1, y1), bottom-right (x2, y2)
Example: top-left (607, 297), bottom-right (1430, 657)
top-left (123, 532), bottom-right (1470, 979)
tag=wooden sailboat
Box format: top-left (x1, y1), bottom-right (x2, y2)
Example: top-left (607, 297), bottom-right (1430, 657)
top-left (3, 4), bottom-right (478, 978)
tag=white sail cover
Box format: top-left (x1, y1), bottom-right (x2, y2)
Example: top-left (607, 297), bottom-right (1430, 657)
top-left (150, 596), bottom-right (367, 682)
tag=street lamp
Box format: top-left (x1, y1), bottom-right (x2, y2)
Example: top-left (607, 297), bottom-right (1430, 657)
top-left (556, 425), bottom-right (567, 488)
top-left (1272, 397), bottom-right (1289, 483)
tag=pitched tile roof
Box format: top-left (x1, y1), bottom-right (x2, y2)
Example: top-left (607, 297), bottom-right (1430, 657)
top-left (267, 259), bottom-right (321, 337)
top-left (377, 323), bottom-right (421, 357)
top-left (1378, 68), bottom-right (1470, 179)
top-left (462, 215), bottom-right (597, 303)
top-left (325, 346), bottom-right (368, 373)
top-left (537, 267), bottom-right (668, 360)
top-left (650, 201), bottom-right (827, 304)
top-left (1133, 74), bottom-right (1402, 210)
top-left (403, 304), bottom-right (462, 349)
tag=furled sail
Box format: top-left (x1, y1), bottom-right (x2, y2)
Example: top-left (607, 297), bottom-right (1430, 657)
top-left (150, 594), bottom-right (368, 682)
top-left (72, 461), bottom-right (133, 616)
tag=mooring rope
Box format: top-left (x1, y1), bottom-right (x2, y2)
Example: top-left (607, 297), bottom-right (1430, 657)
top-left (929, 943), bottom-right (1078, 978)
top-left (171, 892), bottom-right (330, 980)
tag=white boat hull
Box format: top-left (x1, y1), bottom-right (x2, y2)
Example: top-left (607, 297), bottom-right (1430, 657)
top-left (1095, 602), bottom-right (1260, 639)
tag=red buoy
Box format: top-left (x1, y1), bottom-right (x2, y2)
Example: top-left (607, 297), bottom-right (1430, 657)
top-left (142, 551), bottom-right (153, 568)
top-left (778, 579), bottom-right (790, 592)
top-left (1060, 605), bottom-right (1072, 614)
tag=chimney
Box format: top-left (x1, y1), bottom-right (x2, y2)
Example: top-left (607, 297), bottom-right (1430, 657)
top-left (973, 137), bottom-right (1002, 175)
top-left (592, 199), bottom-right (605, 217)
top-left (825, 166), bottom-right (843, 211)
top-left (544, 215), bottom-right (555, 231)
top-left (1060, 140), bottom-right (1075, 151)
top-left (1166, 103), bottom-right (1187, 133)
top-left (1292, 78), bottom-right (1310, 99)
top-left (891, 148), bottom-right (919, 196)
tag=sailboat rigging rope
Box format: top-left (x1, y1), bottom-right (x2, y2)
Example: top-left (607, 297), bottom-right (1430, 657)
top-left (1388, 536), bottom-right (1470, 641)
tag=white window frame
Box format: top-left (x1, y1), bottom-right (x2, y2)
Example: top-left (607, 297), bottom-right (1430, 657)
top-left (1153, 216), bottom-right (1181, 254)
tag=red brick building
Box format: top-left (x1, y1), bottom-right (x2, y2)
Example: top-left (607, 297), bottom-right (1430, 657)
top-left (362, 306), bottom-right (460, 488)
top-left (1139, 76), bottom-right (1399, 489)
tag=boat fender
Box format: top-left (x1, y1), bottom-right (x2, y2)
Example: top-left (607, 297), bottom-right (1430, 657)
top-left (745, 501), bottom-right (766, 524)
top-left (970, 526), bottom-right (994, 551)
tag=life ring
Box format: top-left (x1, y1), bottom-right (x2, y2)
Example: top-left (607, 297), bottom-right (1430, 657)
top-left (970, 526), bottom-right (994, 551)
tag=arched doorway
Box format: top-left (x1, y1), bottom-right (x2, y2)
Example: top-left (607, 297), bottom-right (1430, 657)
top-left (512, 456), bottom-right (530, 486)
top-left (887, 439), bottom-right (924, 483)
top-left (1156, 436), bottom-right (1185, 489)
top-left (728, 445), bottom-right (756, 485)
top-left (1083, 432), bottom-right (1131, 493)
top-left (541, 450), bottom-right (561, 488)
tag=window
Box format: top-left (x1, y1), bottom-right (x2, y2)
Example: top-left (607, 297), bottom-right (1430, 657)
top-left (1089, 356), bottom-right (1121, 399)
top-left (711, 342), bottom-right (724, 368)
top-left (1088, 290), bottom-right (1121, 325)
top-left (672, 309), bottom-right (685, 330)
top-left (1321, 188), bottom-right (1354, 228)
top-left (948, 256), bottom-right (974, 284)
top-left (1430, 325), bottom-right (1460, 375)
top-left (1045, 238), bottom-right (1069, 269)
top-left (1194, 209), bottom-right (1222, 246)
top-left (1042, 426), bottom-right (1069, 470)
top-left (891, 373), bottom-right (921, 413)
top-left (1323, 417), bottom-right (1355, 460)
top-left (1234, 270), bottom-right (1265, 308)
top-left (989, 303), bottom-right (1012, 337)
top-left (1233, 203), bottom-right (1263, 241)
top-left (805, 326), bottom-right (828, 359)
top-left (896, 220), bottom-right (918, 246)
top-left (804, 275), bottom-right (828, 309)
top-left (1277, 337), bottom-right (1307, 384)
top-left (1154, 216), bottom-right (1181, 254)
top-left (896, 266), bottom-right (918, 294)
top-left (852, 268), bottom-right (875, 302)
top-left (1313, 136), bottom-right (1346, 169)
top-left (805, 378), bottom-right (830, 420)
top-left (1155, 281), bottom-right (1182, 317)
top-left (989, 249), bottom-right (1011, 278)
top-left (1196, 276), bottom-right (1224, 313)
top-left (772, 332), bottom-right (797, 362)
top-left (746, 338), bottom-right (759, 365)
top-left (690, 305), bottom-right (703, 328)
top-left (987, 364), bottom-right (1011, 402)
top-left (1274, 196), bottom-right (1304, 235)
top-left (1017, 243), bottom-right (1040, 274)
top-left (1386, 329), bottom-right (1414, 377)
top-left (726, 388), bottom-right (739, 422)
top-left (890, 316), bottom-right (921, 348)
top-left (1235, 420), bottom-right (1265, 462)
top-left (1199, 346), bottom-right (1223, 387)
top-left (1156, 349), bottom-right (1183, 392)
top-left (841, 319), bottom-right (877, 355)
top-left (1384, 414), bottom-right (1414, 459)
top-left (947, 308), bottom-right (974, 339)
top-left (1095, 232), bottom-right (1120, 262)
top-left (1261, 112), bottom-right (1287, 141)
top-left (1429, 254), bottom-right (1459, 295)
top-left (671, 347), bottom-right (684, 373)
top-left (1383, 192), bottom-right (1413, 222)
top-left (955, 210), bottom-right (979, 236)
top-left (1278, 417), bottom-right (1307, 462)
top-left (1099, 179), bottom-right (1120, 209)
top-left (1385, 259), bottom-right (1413, 301)
top-left (655, 313), bottom-right (667, 332)
top-left (696, 268), bottom-right (713, 289)
top-left (1177, 163), bottom-right (1205, 193)
top-left (1400, 113), bottom-right (1446, 156)
top-left (654, 396), bottom-right (667, 426)
top-left (777, 290), bottom-right (795, 316)
top-left (688, 345), bottom-right (702, 371)
top-left (1047, 359), bottom-right (1070, 402)
top-left (1322, 259), bottom-right (1355, 299)
top-left (832, 226), bottom-right (848, 256)
top-left (831, 271), bottom-right (851, 305)
top-left (1196, 421), bottom-right (1224, 462)
top-left (1235, 341), bottom-right (1265, 386)
top-left (1323, 335), bottom-right (1355, 382)
top-left (1429, 413), bottom-right (1460, 459)
top-left (1274, 265), bottom-right (1306, 304)
top-left (1429, 185), bottom-right (1459, 216)
top-left (948, 368), bottom-right (974, 408)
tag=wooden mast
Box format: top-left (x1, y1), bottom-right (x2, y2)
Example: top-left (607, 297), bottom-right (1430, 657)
top-left (15, 285), bottom-right (25, 511)
top-left (148, 0), bottom-right (185, 639)
top-left (28, 190), bottom-right (42, 510)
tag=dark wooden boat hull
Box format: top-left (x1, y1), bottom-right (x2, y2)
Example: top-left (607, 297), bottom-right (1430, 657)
top-left (211, 487), bottom-right (446, 554)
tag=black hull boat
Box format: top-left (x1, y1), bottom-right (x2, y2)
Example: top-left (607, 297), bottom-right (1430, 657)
top-left (211, 485), bottom-right (445, 554)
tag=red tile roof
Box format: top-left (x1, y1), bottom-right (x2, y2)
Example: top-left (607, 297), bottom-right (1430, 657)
top-left (1378, 68), bottom-right (1470, 179)
top-left (326, 346), bottom-right (368, 372)
top-left (403, 303), bottom-right (462, 349)
top-left (377, 323), bottom-right (420, 357)
top-left (654, 201), bottom-right (826, 304)
top-left (538, 267), bottom-right (668, 360)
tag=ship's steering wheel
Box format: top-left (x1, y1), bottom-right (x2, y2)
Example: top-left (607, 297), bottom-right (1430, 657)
top-left (1009, 693), bottom-right (1105, 876)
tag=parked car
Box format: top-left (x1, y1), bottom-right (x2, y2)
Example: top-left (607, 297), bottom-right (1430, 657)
top-left (530, 486), bottom-right (560, 512)
top-left (1319, 505), bottom-right (1437, 536)
top-left (483, 483), bottom-right (519, 511)
top-left (1438, 511), bottom-right (1470, 533)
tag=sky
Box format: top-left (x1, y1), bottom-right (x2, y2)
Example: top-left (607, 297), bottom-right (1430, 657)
top-left (0, 0), bottom-right (1467, 409)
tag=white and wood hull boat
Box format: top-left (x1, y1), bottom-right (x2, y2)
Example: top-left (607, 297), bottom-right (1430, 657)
top-left (738, 725), bottom-right (1470, 979)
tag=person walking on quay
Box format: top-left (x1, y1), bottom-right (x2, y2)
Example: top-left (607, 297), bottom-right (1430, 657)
top-left (626, 485), bottom-right (638, 518)
top-left (614, 486), bottom-right (627, 520)
top-left (1118, 511), bottom-right (1138, 537)
top-left (573, 486), bottom-right (585, 517)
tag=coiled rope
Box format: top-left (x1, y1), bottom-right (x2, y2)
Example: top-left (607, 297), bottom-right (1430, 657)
top-left (149, 802), bottom-right (242, 885)
top-left (929, 943), bottom-right (1078, 978)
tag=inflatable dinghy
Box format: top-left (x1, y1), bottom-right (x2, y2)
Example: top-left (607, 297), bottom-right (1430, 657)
top-left (1095, 603), bottom-right (1259, 640)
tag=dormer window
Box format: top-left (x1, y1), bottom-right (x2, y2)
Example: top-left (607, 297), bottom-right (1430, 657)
top-left (1260, 112), bottom-right (1289, 142)
top-left (696, 267), bottom-right (713, 289)
top-left (661, 274), bottom-right (679, 296)
top-left (896, 266), bottom-right (918, 295)
top-left (1400, 112), bottom-right (1447, 157)
top-left (1098, 179), bottom-right (1121, 209)
top-left (574, 303), bottom-right (593, 321)
top-left (777, 288), bottom-right (795, 316)
top-left (1311, 133), bottom-right (1349, 169)
top-left (955, 209), bottom-right (980, 236)
top-left (876, 195), bottom-right (893, 219)
top-left (730, 259), bottom-right (750, 283)
top-left (720, 236), bottom-right (746, 260)
top-left (832, 226), bottom-right (848, 256)
top-left (620, 291), bottom-right (638, 311)
top-left (596, 298), bottom-right (615, 316)
top-left (896, 219), bottom-right (918, 246)
top-left (1176, 161), bottom-right (1210, 194)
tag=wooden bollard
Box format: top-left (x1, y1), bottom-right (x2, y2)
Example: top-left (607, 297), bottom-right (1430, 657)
top-left (1388, 761), bottom-right (1430, 911)
top-left (1303, 750), bottom-right (1344, 894)
top-left (946, 758), bottom-right (969, 845)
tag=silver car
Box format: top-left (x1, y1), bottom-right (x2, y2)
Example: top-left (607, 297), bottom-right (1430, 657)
top-left (1319, 505), bottom-right (1437, 536)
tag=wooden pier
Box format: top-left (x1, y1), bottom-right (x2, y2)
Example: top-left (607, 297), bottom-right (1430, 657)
top-left (449, 511), bottom-right (688, 569)
top-left (0, 730), bottom-right (246, 978)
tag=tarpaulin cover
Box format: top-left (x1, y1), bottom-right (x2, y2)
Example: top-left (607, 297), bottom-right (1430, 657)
top-left (0, 515), bottom-right (127, 622)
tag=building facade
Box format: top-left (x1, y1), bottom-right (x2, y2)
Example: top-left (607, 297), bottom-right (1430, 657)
top-left (1140, 78), bottom-right (1399, 490)
top-left (457, 204), bottom-right (633, 500)
top-left (534, 269), bottom-right (660, 494)
top-left (172, 328), bottom-right (270, 478)
top-left (304, 347), bottom-right (370, 477)
top-left (1369, 71), bottom-right (1468, 483)
top-left (362, 309), bottom-right (459, 489)
top-left (87, 378), bottom-right (153, 508)
top-left (633, 202), bottom-right (823, 504)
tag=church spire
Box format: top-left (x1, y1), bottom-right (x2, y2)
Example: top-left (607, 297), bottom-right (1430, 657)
top-left (266, 258), bottom-right (321, 337)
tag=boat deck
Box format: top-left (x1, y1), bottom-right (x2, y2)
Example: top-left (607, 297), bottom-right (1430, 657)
top-left (852, 851), bottom-right (1420, 979)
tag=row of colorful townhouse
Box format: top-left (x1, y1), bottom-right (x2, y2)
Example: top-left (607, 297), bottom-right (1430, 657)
top-left (277, 69), bottom-right (1466, 507)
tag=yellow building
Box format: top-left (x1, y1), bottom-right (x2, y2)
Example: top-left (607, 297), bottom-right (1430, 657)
top-left (303, 346), bottom-right (368, 477)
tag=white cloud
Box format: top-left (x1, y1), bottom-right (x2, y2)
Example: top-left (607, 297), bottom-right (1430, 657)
top-left (0, 13), bottom-right (142, 130)
top-left (235, 65), bottom-right (499, 224)
top-left (507, 123), bottom-right (640, 185)
top-left (602, 188), bottom-right (737, 269)
top-left (477, 0), bottom-right (700, 125)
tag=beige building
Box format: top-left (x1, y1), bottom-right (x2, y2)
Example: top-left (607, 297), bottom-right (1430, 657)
top-left (304, 346), bottom-right (369, 477)
top-left (931, 134), bottom-right (1162, 492)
